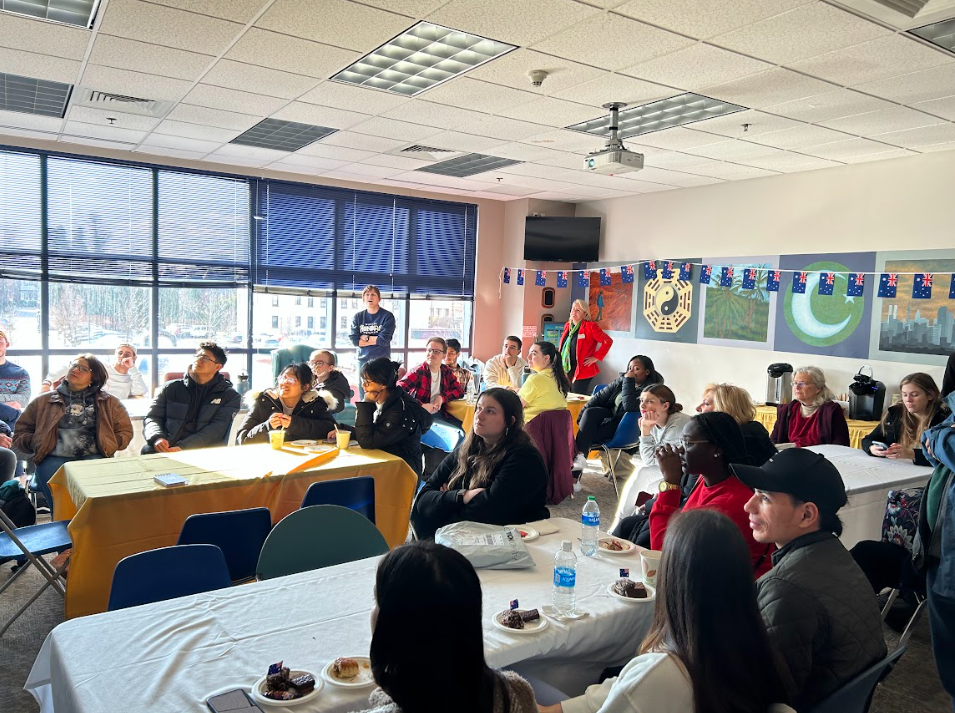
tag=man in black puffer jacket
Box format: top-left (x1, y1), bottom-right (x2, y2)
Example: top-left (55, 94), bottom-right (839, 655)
top-left (733, 449), bottom-right (887, 710)
top-left (142, 342), bottom-right (241, 454)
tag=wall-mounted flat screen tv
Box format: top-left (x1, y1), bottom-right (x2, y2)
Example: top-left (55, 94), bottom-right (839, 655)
top-left (523, 216), bottom-right (601, 262)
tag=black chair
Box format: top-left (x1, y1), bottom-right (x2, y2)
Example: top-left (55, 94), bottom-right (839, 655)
top-left (806, 646), bottom-right (906, 713)
top-left (301, 476), bottom-right (376, 524)
top-left (177, 507), bottom-right (273, 583)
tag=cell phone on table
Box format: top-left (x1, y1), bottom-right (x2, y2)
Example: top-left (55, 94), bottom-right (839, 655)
top-left (871, 441), bottom-right (889, 451)
top-left (207, 689), bottom-right (263, 713)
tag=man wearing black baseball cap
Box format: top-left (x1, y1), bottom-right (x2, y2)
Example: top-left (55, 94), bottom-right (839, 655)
top-left (732, 449), bottom-right (886, 710)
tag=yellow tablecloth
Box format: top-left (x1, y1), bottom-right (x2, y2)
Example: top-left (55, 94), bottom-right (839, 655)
top-left (49, 443), bottom-right (418, 618)
top-left (754, 405), bottom-right (877, 451)
top-left (447, 394), bottom-right (589, 434)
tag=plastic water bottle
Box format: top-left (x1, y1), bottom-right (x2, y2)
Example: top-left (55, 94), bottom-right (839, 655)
top-left (581, 496), bottom-right (600, 557)
top-left (553, 540), bottom-right (577, 615)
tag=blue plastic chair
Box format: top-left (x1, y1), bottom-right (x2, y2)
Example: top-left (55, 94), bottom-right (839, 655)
top-left (806, 645), bottom-right (906, 713)
top-left (421, 420), bottom-right (464, 452)
top-left (598, 412), bottom-right (642, 494)
top-left (256, 505), bottom-right (388, 581)
top-left (301, 476), bottom-right (376, 524)
top-left (0, 509), bottom-right (72, 636)
top-left (107, 544), bottom-right (232, 611)
top-left (177, 507), bottom-right (273, 583)
top-left (592, 383), bottom-right (608, 395)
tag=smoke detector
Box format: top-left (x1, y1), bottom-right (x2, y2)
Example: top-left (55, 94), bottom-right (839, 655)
top-left (528, 70), bottom-right (548, 87)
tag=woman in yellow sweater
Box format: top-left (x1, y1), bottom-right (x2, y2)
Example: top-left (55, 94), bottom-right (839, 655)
top-left (518, 341), bottom-right (571, 423)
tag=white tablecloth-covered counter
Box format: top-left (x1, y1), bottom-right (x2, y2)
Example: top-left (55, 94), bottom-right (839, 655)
top-left (25, 518), bottom-right (654, 713)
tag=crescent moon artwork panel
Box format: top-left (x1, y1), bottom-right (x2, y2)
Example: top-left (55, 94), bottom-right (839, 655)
top-left (775, 253), bottom-right (875, 358)
top-left (634, 258), bottom-right (700, 344)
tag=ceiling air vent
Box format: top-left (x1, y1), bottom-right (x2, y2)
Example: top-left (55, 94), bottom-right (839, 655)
top-left (870, 0), bottom-right (930, 17)
top-left (388, 144), bottom-right (459, 162)
top-left (74, 88), bottom-right (172, 117)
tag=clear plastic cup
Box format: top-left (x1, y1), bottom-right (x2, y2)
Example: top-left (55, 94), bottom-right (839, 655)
top-left (336, 431), bottom-right (351, 449)
top-left (269, 429), bottom-right (285, 450)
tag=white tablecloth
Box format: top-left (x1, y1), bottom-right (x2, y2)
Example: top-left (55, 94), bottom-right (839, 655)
top-left (25, 518), bottom-right (654, 713)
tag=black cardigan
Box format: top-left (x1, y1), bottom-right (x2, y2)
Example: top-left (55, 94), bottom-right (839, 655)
top-left (861, 404), bottom-right (948, 466)
top-left (352, 387), bottom-right (432, 478)
top-left (411, 441), bottom-right (550, 539)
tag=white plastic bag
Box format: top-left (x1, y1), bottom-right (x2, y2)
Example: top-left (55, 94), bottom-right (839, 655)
top-left (435, 521), bottom-right (536, 570)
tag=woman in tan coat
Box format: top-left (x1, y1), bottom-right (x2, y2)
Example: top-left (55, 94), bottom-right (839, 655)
top-left (13, 353), bottom-right (132, 516)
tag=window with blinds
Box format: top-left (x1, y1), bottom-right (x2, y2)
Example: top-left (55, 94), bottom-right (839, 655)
top-left (0, 151), bottom-right (42, 279)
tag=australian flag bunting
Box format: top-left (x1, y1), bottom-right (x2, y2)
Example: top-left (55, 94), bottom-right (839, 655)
top-left (741, 268), bottom-right (756, 290)
top-left (516, 269), bottom-right (524, 286)
top-left (643, 261), bottom-right (656, 280)
top-left (556, 270), bottom-right (568, 288)
top-left (913, 273), bottom-right (933, 299)
top-left (878, 273), bottom-right (897, 298)
top-left (720, 266), bottom-right (734, 287)
top-left (577, 271), bottom-right (589, 288)
top-left (621, 264), bottom-right (634, 284)
top-left (699, 264), bottom-right (712, 285)
top-left (662, 261), bottom-right (674, 279)
top-left (599, 268), bottom-right (612, 286)
top-left (950, 274), bottom-right (955, 299)
top-left (847, 273), bottom-right (865, 297)
top-left (818, 272), bottom-right (835, 296)
top-left (679, 262), bottom-right (692, 281)
top-left (503, 267), bottom-right (511, 284)
top-left (535, 270), bottom-right (546, 287)
top-left (766, 270), bottom-right (781, 293)
top-left (792, 271), bottom-right (808, 294)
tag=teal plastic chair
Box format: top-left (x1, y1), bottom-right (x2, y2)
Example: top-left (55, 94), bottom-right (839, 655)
top-left (255, 505), bottom-right (388, 581)
top-left (270, 344), bottom-right (318, 381)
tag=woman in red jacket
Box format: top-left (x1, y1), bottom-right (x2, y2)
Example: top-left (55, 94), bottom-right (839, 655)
top-left (559, 299), bottom-right (613, 395)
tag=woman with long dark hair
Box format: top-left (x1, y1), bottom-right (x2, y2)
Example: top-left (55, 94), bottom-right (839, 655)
top-left (236, 362), bottom-right (336, 444)
top-left (411, 388), bottom-right (548, 539)
top-left (358, 541), bottom-right (537, 713)
top-left (862, 372), bottom-right (947, 465)
top-left (650, 411), bottom-right (773, 577)
top-left (540, 510), bottom-right (794, 713)
top-left (518, 341), bottom-right (571, 424)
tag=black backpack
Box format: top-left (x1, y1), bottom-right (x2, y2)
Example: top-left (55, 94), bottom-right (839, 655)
top-left (0, 484), bottom-right (37, 528)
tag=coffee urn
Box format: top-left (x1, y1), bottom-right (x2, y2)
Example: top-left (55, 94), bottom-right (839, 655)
top-left (766, 363), bottom-right (793, 406)
top-left (849, 366), bottom-right (886, 421)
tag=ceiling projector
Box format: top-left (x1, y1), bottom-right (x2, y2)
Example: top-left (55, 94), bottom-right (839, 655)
top-left (583, 102), bottom-right (644, 175)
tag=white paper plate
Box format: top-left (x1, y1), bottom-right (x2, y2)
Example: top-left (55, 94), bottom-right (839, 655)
top-left (305, 445), bottom-right (336, 454)
top-left (492, 608), bottom-right (548, 635)
top-left (540, 604), bottom-right (590, 621)
top-left (508, 525), bottom-right (539, 542)
top-left (597, 537), bottom-right (636, 555)
top-left (290, 439), bottom-right (319, 447)
top-left (607, 581), bottom-right (655, 604)
top-left (251, 669), bottom-right (323, 707)
top-left (321, 657), bottom-right (375, 688)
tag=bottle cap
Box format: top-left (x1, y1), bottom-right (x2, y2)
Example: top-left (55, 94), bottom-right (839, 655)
top-left (561, 540), bottom-right (572, 551)
top-left (587, 496), bottom-right (596, 501)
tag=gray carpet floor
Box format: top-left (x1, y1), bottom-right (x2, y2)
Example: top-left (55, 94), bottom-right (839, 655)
top-left (0, 462), bottom-right (948, 712)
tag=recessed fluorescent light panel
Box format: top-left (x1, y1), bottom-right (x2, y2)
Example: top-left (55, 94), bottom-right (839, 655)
top-left (566, 93), bottom-right (747, 139)
top-left (415, 153), bottom-right (521, 177)
top-left (1, 0), bottom-right (101, 28)
top-left (910, 18), bottom-right (955, 54)
top-left (230, 118), bottom-right (337, 152)
top-left (331, 21), bottom-right (516, 97)
top-left (0, 72), bottom-right (72, 118)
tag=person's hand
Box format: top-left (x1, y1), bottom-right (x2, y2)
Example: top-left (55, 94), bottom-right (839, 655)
top-left (884, 443), bottom-right (910, 460)
top-left (583, 356), bottom-right (598, 366)
top-left (431, 395), bottom-right (444, 409)
top-left (154, 438), bottom-right (171, 453)
top-left (167, 446), bottom-right (182, 453)
top-left (423, 402), bottom-right (438, 414)
top-left (40, 382), bottom-right (53, 393)
top-left (440, 484), bottom-right (448, 492)
top-left (268, 413), bottom-right (286, 429)
top-left (327, 430), bottom-right (338, 440)
top-left (0, 433), bottom-right (12, 449)
top-left (462, 487), bottom-right (485, 504)
top-left (869, 444), bottom-right (888, 457)
top-left (7, 401), bottom-right (21, 411)
top-left (639, 412), bottom-right (657, 436)
top-left (367, 336), bottom-right (378, 345)
top-left (656, 443), bottom-right (684, 485)
top-left (363, 389), bottom-right (381, 403)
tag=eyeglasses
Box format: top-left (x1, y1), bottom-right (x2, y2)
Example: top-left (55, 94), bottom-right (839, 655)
top-left (793, 381), bottom-right (813, 388)
top-left (361, 379), bottom-right (381, 388)
top-left (68, 362), bottom-right (91, 373)
top-left (116, 351), bottom-right (135, 358)
top-left (194, 354), bottom-right (217, 364)
top-left (681, 438), bottom-right (710, 447)
top-left (310, 360), bottom-right (328, 367)
top-left (426, 348), bottom-right (445, 354)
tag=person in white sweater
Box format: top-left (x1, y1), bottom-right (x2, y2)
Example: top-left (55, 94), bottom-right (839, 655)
top-left (483, 335), bottom-right (527, 390)
top-left (637, 384), bottom-right (690, 467)
top-left (539, 510), bottom-right (795, 713)
top-left (42, 343), bottom-right (147, 399)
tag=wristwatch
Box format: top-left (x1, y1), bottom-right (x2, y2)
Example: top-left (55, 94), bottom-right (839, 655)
top-left (658, 481), bottom-right (681, 493)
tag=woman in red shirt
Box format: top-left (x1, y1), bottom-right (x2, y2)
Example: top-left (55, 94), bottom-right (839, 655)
top-left (559, 299), bottom-right (613, 395)
top-left (650, 411), bottom-right (774, 578)
top-left (770, 366), bottom-right (849, 448)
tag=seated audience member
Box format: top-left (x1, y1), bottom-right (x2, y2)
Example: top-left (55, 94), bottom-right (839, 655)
top-left (142, 341), bottom-right (240, 454)
top-left (733, 449), bottom-right (887, 710)
top-left (483, 335), bottom-right (527, 391)
top-left (1, 420), bottom-right (17, 483)
top-left (698, 382), bottom-right (777, 466)
top-left (573, 355), bottom-right (661, 475)
top-left (237, 363), bottom-right (336, 445)
top-left (42, 343), bottom-right (147, 399)
top-left (444, 338), bottom-right (472, 393)
top-left (411, 388), bottom-right (548, 539)
top-left (12, 354), bottom-right (132, 517)
top-left (638, 384), bottom-right (690, 467)
top-left (518, 341), bottom-right (570, 423)
top-left (397, 337), bottom-right (464, 425)
top-left (863, 372), bottom-right (946, 466)
top-left (356, 541), bottom-right (537, 713)
top-left (348, 358), bottom-right (432, 478)
top-left (770, 366), bottom-right (849, 447)
top-left (308, 349), bottom-right (350, 413)
top-left (650, 412), bottom-right (772, 577)
top-left (0, 328), bottom-right (29, 431)
top-left (540, 510), bottom-right (794, 713)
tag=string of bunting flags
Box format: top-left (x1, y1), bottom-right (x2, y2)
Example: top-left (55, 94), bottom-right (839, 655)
top-left (500, 260), bottom-right (955, 300)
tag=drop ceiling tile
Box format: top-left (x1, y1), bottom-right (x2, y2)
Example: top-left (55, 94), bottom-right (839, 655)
top-left (625, 126), bottom-right (725, 150)
top-left (647, 152), bottom-right (723, 171)
top-left (423, 131), bottom-right (508, 152)
top-left (917, 141), bottom-right (955, 153)
top-left (321, 131), bottom-right (406, 152)
top-left (140, 133), bottom-right (224, 153)
top-left (271, 153), bottom-right (350, 170)
top-left (204, 152), bottom-right (277, 168)
top-left (348, 116), bottom-right (441, 142)
top-left (711, 3), bottom-right (889, 65)
top-left (789, 34), bottom-right (954, 87)
top-left (298, 81), bottom-right (410, 115)
top-left (684, 140), bottom-right (784, 162)
top-left (481, 184), bottom-right (543, 197)
top-left (360, 154), bottom-right (435, 170)
top-left (165, 104), bottom-right (263, 131)
top-left (429, 0), bottom-right (597, 46)
top-left (623, 43), bottom-right (772, 92)
top-left (225, 29), bottom-right (361, 79)
top-left (743, 153), bottom-right (843, 172)
top-left (705, 68), bottom-right (835, 109)
top-left (675, 161), bottom-right (777, 180)
top-left (533, 13), bottom-right (695, 71)
top-left (0, 48), bottom-right (80, 85)
top-left (553, 170), bottom-right (637, 189)
top-left (212, 143), bottom-right (291, 161)
top-left (0, 12), bottom-right (90, 60)
top-left (355, 0), bottom-right (448, 17)
top-left (619, 166), bottom-right (701, 184)
top-left (184, 84), bottom-right (288, 115)
top-left (874, 123), bottom-right (955, 148)
top-left (821, 106), bottom-right (944, 135)
top-left (913, 95), bottom-right (955, 122)
top-left (856, 64), bottom-right (955, 105)
top-left (498, 97), bottom-right (605, 126)
top-left (453, 114), bottom-right (546, 142)
top-left (520, 129), bottom-right (601, 153)
top-left (80, 64), bottom-right (194, 102)
top-left (745, 124), bottom-right (853, 149)
top-left (842, 148), bottom-right (918, 163)
top-left (98, 0), bottom-right (243, 55)
top-left (421, 78), bottom-right (539, 114)
top-left (88, 36), bottom-right (212, 82)
top-left (465, 49), bottom-right (604, 96)
top-left (0, 127), bottom-right (56, 141)
top-left (763, 89), bottom-right (893, 123)
top-left (552, 74), bottom-right (673, 108)
top-left (533, 151), bottom-right (585, 169)
top-left (202, 60), bottom-right (320, 100)
top-left (294, 143), bottom-right (377, 162)
top-left (269, 102), bottom-right (371, 130)
top-left (59, 135), bottom-right (141, 150)
top-left (152, 119), bottom-right (239, 142)
top-left (256, 0), bottom-right (411, 51)
top-left (613, 0), bottom-right (812, 40)
top-left (718, 165), bottom-right (782, 180)
top-left (135, 145), bottom-right (209, 161)
top-left (0, 110), bottom-right (65, 133)
top-left (333, 162), bottom-right (405, 178)
top-left (62, 121), bottom-right (148, 144)
top-left (687, 109), bottom-right (802, 138)
top-left (67, 106), bottom-right (160, 132)
top-left (380, 101), bottom-right (481, 130)
top-left (800, 137), bottom-right (905, 161)
top-left (146, 0), bottom-right (265, 23)
top-left (479, 142), bottom-right (569, 162)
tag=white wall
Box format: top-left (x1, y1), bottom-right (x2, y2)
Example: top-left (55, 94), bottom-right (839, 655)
top-left (576, 150), bottom-right (955, 409)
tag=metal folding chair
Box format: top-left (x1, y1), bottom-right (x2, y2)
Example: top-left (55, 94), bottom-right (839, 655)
top-left (597, 412), bottom-right (642, 495)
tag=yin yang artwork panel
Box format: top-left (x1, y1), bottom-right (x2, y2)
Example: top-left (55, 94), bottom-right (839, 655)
top-left (774, 252), bottom-right (875, 358)
top-left (588, 270), bottom-right (633, 334)
top-left (698, 256), bottom-right (778, 350)
top-left (634, 257), bottom-right (700, 344)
